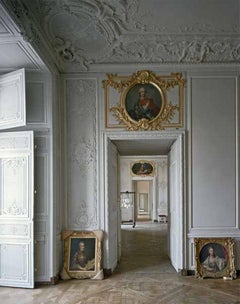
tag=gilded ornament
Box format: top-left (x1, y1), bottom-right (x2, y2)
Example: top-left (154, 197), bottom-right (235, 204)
top-left (104, 70), bottom-right (185, 130)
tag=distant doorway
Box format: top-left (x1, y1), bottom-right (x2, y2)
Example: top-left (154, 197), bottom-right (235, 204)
top-left (134, 180), bottom-right (152, 221)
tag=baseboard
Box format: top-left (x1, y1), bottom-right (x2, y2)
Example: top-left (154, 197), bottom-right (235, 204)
top-left (35, 275), bottom-right (59, 286)
top-left (180, 269), bottom-right (240, 277)
top-left (103, 268), bottom-right (112, 277)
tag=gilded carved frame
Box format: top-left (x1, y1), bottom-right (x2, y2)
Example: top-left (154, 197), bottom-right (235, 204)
top-left (131, 160), bottom-right (155, 177)
top-left (60, 230), bottom-right (103, 280)
top-left (103, 70), bottom-right (186, 131)
top-left (194, 238), bottom-right (236, 279)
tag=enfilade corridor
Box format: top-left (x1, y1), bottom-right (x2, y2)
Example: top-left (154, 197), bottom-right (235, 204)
top-left (0, 222), bottom-right (239, 304)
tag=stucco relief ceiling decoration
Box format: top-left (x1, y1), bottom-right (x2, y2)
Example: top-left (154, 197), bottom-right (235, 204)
top-left (3, 0), bottom-right (240, 72)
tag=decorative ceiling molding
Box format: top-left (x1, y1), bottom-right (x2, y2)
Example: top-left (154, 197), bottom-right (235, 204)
top-left (2, 0), bottom-right (240, 72)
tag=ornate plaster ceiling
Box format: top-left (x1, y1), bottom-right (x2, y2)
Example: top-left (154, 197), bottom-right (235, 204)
top-left (2, 0), bottom-right (240, 72)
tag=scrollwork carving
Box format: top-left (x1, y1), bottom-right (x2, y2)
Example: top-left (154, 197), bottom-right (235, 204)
top-left (104, 70), bottom-right (185, 131)
top-left (4, 0), bottom-right (240, 71)
top-left (0, 203), bottom-right (27, 216)
top-left (74, 200), bottom-right (97, 229)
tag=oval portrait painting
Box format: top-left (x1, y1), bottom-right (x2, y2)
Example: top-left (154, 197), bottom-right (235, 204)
top-left (199, 242), bottom-right (228, 273)
top-left (125, 83), bottom-right (163, 121)
top-left (132, 162), bottom-right (154, 176)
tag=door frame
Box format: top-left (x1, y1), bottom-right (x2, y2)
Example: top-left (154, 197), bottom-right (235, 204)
top-left (101, 130), bottom-right (186, 272)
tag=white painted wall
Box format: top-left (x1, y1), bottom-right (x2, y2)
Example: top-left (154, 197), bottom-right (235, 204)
top-left (105, 139), bottom-right (119, 270)
top-left (187, 73), bottom-right (240, 270)
top-left (64, 69), bottom-right (240, 273)
top-left (64, 76), bottom-right (98, 231)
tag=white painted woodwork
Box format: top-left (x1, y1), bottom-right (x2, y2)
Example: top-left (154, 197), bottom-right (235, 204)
top-left (33, 133), bottom-right (51, 282)
top-left (26, 76), bottom-right (47, 126)
top-left (65, 77), bottom-right (97, 231)
top-left (190, 76), bottom-right (237, 229)
top-left (105, 139), bottom-right (118, 270)
top-left (169, 136), bottom-right (183, 272)
top-left (0, 131), bottom-right (34, 288)
top-left (2, 0), bottom-right (240, 276)
top-left (0, 69), bottom-right (26, 130)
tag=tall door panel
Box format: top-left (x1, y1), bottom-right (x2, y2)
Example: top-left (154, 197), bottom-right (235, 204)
top-left (0, 69), bottom-right (26, 130)
top-left (0, 131), bottom-right (34, 288)
top-left (169, 136), bottom-right (183, 272)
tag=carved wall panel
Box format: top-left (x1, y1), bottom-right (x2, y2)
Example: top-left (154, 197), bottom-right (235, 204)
top-left (26, 82), bottom-right (46, 124)
top-left (66, 78), bottom-right (97, 229)
top-left (34, 155), bottom-right (48, 216)
top-left (0, 69), bottom-right (26, 130)
top-left (0, 157), bottom-right (28, 216)
top-left (0, 243), bottom-right (29, 282)
top-left (34, 235), bottom-right (49, 280)
top-left (0, 223), bottom-right (29, 237)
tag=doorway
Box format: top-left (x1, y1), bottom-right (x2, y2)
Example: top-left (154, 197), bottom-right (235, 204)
top-left (102, 131), bottom-right (185, 273)
top-left (134, 180), bottom-right (152, 221)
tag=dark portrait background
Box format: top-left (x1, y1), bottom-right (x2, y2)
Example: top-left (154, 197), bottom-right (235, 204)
top-left (199, 242), bottom-right (228, 265)
top-left (125, 83), bottom-right (162, 120)
top-left (132, 162), bottom-right (153, 175)
top-left (69, 237), bottom-right (96, 270)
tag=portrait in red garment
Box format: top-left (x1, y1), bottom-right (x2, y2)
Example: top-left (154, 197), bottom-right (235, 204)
top-left (125, 83), bottom-right (162, 121)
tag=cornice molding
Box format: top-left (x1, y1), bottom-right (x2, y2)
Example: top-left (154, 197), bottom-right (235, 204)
top-left (1, 0), bottom-right (61, 73)
top-left (3, 0), bottom-right (240, 72)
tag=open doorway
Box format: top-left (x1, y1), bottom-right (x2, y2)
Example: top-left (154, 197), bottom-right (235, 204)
top-left (103, 131), bottom-right (185, 273)
top-left (134, 180), bottom-right (153, 222)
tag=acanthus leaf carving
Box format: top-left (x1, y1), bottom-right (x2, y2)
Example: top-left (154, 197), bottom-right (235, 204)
top-left (4, 0), bottom-right (240, 71)
top-left (74, 200), bottom-right (97, 229)
top-left (0, 203), bottom-right (27, 216)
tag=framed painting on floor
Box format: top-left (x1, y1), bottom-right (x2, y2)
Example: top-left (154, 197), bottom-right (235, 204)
top-left (194, 238), bottom-right (236, 279)
top-left (60, 230), bottom-right (104, 280)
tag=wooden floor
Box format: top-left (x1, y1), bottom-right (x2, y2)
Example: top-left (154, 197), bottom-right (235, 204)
top-left (0, 222), bottom-right (239, 304)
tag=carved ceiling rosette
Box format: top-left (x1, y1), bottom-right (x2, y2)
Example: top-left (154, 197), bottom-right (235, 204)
top-left (35, 0), bottom-right (133, 70)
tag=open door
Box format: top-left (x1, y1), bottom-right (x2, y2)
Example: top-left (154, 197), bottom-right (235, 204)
top-left (169, 136), bottom-right (183, 272)
top-left (0, 69), bottom-right (34, 288)
top-left (0, 69), bottom-right (26, 130)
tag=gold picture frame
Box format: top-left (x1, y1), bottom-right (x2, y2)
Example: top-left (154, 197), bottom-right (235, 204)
top-left (60, 230), bottom-right (103, 280)
top-left (194, 238), bottom-right (236, 279)
top-left (103, 70), bottom-right (186, 131)
top-left (131, 160), bottom-right (155, 176)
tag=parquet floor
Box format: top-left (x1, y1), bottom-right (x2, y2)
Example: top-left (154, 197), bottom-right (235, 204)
top-left (0, 222), bottom-right (239, 304)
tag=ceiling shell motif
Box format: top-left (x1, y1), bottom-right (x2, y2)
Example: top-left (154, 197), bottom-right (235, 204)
top-left (3, 0), bottom-right (240, 72)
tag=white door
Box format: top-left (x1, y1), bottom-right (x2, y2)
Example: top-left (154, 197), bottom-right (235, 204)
top-left (0, 69), bottom-right (26, 130)
top-left (0, 69), bottom-right (34, 288)
top-left (169, 136), bottom-right (183, 271)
